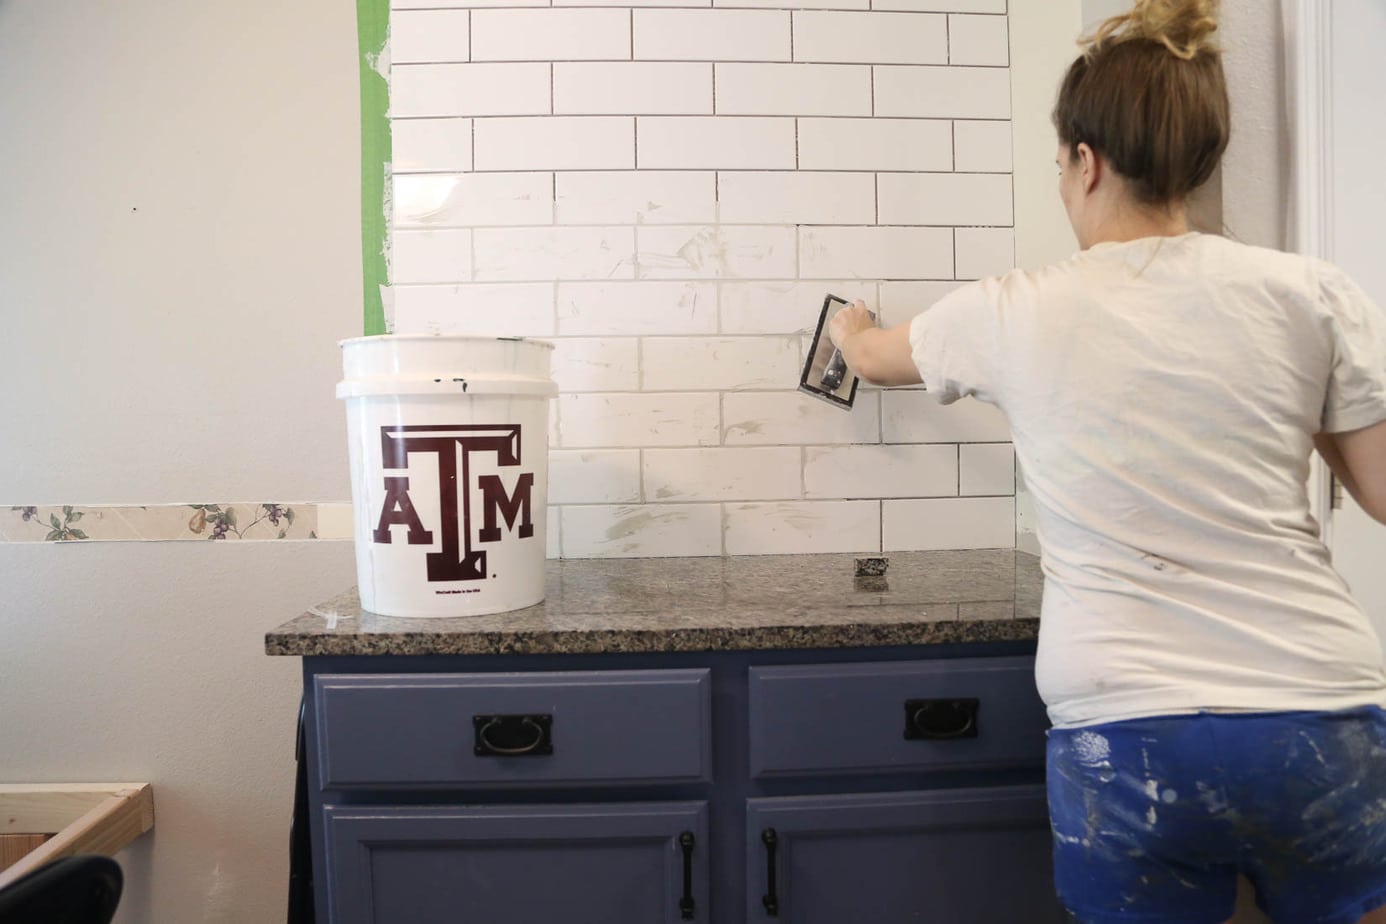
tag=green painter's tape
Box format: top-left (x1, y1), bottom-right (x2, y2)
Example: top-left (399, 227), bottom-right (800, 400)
top-left (357, 0), bottom-right (390, 336)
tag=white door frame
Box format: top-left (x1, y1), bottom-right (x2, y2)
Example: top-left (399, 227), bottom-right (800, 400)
top-left (1283, 0), bottom-right (1336, 547)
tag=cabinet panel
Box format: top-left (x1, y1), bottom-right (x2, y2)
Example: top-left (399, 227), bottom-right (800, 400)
top-left (746, 786), bottom-right (1066, 923)
top-left (748, 656), bottom-right (1046, 777)
top-left (315, 668), bottom-right (711, 788)
top-left (324, 801), bottom-right (709, 924)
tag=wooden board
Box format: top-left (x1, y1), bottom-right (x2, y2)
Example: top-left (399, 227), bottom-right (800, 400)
top-left (0, 784), bottom-right (154, 888)
top-left (0, 835), bottom-right (51, 873)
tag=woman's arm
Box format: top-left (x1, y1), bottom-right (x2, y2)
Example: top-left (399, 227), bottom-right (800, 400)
top-left (828, 301), bottom-right (923, 387)
top-left (1315, 419), bottom-right (1386, 525)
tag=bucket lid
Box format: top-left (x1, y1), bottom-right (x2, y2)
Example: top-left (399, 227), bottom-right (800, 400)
top-left (336, 374), bottom-right (557, 399)
top-left (338, 334), bottom-right (555, 350)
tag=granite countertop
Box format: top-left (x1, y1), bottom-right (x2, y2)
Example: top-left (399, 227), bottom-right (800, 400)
top-left (265, 550), bottom-right (1044, 657)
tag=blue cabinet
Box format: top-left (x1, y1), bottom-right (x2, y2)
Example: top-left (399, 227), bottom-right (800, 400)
top-left (301, 646), bottom-right (1062, 923)
top-left (323, 802), bottom-right (708, 924)
top-left (747, 788), bottom-right (1066, 923)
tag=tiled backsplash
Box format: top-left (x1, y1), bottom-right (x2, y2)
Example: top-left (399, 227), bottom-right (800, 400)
top-left (383, 0), bottom-right (1017, 558)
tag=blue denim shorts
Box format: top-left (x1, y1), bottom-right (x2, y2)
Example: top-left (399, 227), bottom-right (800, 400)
top-left (1048, 707), bottom-right (1386, 924)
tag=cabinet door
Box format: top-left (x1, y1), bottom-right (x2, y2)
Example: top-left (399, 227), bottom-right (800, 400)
top-left (746, 786), bottom-right (1066, 923)
top-left (324, 801), bottom-right (708, 924)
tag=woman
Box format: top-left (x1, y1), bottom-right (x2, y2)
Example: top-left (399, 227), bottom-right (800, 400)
top-left (830, 1), bottom-right (1386, 922)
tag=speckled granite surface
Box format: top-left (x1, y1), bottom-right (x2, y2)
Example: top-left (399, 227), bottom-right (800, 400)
top-left (265, 550), bottom-right (1044, 657)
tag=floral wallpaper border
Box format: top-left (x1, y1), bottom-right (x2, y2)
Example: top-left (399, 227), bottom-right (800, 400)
top-left (2, 504), bottom-right (354, 543)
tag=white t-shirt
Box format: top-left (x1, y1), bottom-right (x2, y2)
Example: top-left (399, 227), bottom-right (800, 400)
top-left (910, 232), bottom-right (1386, 728)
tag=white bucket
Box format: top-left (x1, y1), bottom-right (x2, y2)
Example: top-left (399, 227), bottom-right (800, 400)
top-left (337, 335), bottom-right (556, 618)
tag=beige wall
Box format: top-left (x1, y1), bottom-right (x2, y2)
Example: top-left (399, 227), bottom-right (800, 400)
top-left (0, 1), bottom-right (359, 920)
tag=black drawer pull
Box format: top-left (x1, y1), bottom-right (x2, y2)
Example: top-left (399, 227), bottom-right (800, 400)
top-left (473, 714), bottom-right (553, 756)
top-left (761, 828), bottom-right (779, 917)
top-left (678, 830), bottom-right (696, 920)
top-left (904, 698), bottom-right (979, 740)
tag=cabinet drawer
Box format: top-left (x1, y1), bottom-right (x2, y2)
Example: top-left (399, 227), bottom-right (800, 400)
top-left (315, 669), bottom-right (711, 789)
top-left (324, 801), bottom-right (710, 924)
top-left (748, 656), bottom-right (1047, 778)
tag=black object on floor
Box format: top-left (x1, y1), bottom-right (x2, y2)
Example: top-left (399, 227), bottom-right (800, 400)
top-left (288, 695), bottom-right (316, 924)
top-left (0, 855), bottom-right (123, 924)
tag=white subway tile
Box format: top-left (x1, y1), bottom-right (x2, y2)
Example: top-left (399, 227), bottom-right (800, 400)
top-left (558, 393), bottom-right (720, 447)
top-left (797, 118), bottom-right (953, 172)
top-left (556, 172), bottom-right (716, 225)
top-left (393, 229), bottom-right (472, 284)
top-left (954, 120), bottom-right (1013, 172)
top-left (638, 226), bottom-right (797, 279)
top-left (871, 0), bottom-right (1005, 12)
top-left (393, 173), bottom-right (553, 228)
top-left (877, 281), bottom-right (963, 325)
top-left (725, 501), bottom-right (881, 555)
top-left (642, 336), bottom-right (800, 391)
top-left (391, 63), bottom-right (550, 118)
top-left (562, 504), bottom-right (722, 558)
top-left (955, 227), bottom-right (1014, 279)
top-left (804, 444), bottom-right (957, 499)
top-left (715, 64), bottom-right (872, 117)
top-left (550, 338), bottom-right (641, 392)
top-left (877, 173), bottom-right (1013, 226)
top-left (547, 505), bottom-right (560, 560)
top-left (882, 392), bottom-right (1010, 443)
top-left (949, 14), bottom-right (1009, 66)
top-left (395, 0), bottom-right (534, 8)
top-left (558, 282), bottom-right (718, 335)
top-left (391, 10), bottom-right (470, 63)
top-left (391, 119), bottom-right (472, 173)
top-left (793, 12), bottom-right (946, 65)
top-left (633, 10), bottom-right (791, 61)
top-left (720, 280), bottom-right (877, 335)
top-left (960, 443), bottom-right (1015, 495)
top-left (724, 391), bottom-right (881, 444)
top-left (475, 118), bottom-right (635, 171)
top-left (875, 65), bottom-right (1011, 119)
top-left (549, 450), bottom-right (642, 504)
top-left (639, 117), bottom-right (796, 170)
top-left (555, 63), bottom-right (713, 116)
top-left (717, 172), bottom-right (875, 225)
top-left (391, 283), bottom-right (556, 336)
top-left (644, 447), bottom-right (801, 501)
top-left (714, 0), bottom-right (867, 10)
top-left (558, 0), bottom-right (708, 7)
top-left (471, 9), bottom-right (631, 61)
top-left (883, 497), bottom-right (1015, 550)
top-left (799, 226), bottom-right (953, 280)
top-left (472, 227), bottom-right (636, 282)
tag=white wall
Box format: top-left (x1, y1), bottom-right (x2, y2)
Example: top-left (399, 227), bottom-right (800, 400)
top-left (1325, 0), bottom-right (1386, 641)
top-left (0, 1), bottom-right (360, 920)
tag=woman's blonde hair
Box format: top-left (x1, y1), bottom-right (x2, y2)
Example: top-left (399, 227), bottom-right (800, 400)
top-left (1053, 0), bottom-right (1229, 204)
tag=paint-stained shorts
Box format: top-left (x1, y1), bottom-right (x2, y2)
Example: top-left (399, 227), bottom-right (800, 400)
top-left (1048, 707), bottom-right (1386, 924)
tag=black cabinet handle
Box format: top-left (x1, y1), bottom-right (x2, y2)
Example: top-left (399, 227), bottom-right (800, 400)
top-left (678, 831), bottom-right (695, 920)
top-left (904, 698), bottom-right (980, 740)
top-left (761, 828), bottom-right (779, 917)
top-left (473, 714), bottom-right (553, 756)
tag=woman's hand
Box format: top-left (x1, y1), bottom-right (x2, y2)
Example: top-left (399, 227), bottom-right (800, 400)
top-left (824, 301), bottom-right (923, 387)
top-left (828, 300), bottom-right (877, 348)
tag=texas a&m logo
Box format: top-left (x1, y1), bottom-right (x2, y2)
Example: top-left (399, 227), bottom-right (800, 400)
top-left (371, 424), bottom-right (535, 583)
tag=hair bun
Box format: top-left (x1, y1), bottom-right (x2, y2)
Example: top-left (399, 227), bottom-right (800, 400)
top-left (1086, 0), bottom-right (1220, 60)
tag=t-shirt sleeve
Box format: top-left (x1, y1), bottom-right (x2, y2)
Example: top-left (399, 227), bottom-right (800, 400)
top-left (1318, 262), bottom-right (1386, 433)
top-left (907, 278), bottom-right (1005, 406)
